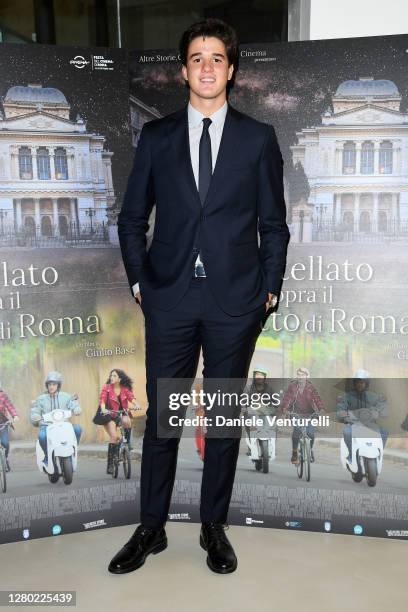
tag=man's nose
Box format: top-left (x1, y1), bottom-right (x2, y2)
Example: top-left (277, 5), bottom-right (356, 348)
top-left (201, 60), bottom-right (214, 72)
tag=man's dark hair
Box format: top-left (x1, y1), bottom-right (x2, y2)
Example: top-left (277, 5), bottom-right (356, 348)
top-left (179, 18), bottom-right (239, 70)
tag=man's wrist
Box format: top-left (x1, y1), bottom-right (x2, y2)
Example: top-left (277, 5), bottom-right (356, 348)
top-left (267, 293), bottom-right (278, 308)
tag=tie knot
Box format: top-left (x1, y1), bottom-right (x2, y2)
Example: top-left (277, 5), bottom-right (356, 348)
top-left (202, 117), bottom-right (212, 131)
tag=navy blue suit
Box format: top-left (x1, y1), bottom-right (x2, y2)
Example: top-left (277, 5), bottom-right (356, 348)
top-left (118, 103), bottom-right (289, 527)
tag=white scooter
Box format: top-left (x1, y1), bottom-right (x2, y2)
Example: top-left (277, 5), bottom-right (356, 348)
top-left (340, 413), bottom-right (383, 487)
top-left (245, 411), bottom-right (277, 474)
top-left (36, 409), bottom-right (78, 485)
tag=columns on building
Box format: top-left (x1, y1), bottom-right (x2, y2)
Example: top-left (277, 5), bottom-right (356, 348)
top-left (70, 198), bottom-right (77, 226)
top-left (354, 193), bottom-right (360, 231)
top-left (374, 142), bottom-right (380, 174)
top-left (52, 198), bottom-right (59, 234)
top-left (355, 142), bottom-right (362, 174)
top-left (335, 193), bottom-right (342, 224)
top-left (335, 144), bottom-right (342, 174)
top-left (333, 193), bottom-right (341, 225)
top-left (15, 198), bottom-right (22, 229)
top-left (49, 147), bottom-right (56, 180)
top-left (395, 143), bottom-right (401, 174)
top-left (392, 192), bottom-right (399, 226)
top-left (10, 145), bottom-right (19, 179)
top-left (31, 147), bottom-right (38, 180)
top-left (68, 148), bottom-right (76, 179)
top-left (373, 192), bottom-right (379, 233)
top-left (34, 197), bottom-right (41, 229)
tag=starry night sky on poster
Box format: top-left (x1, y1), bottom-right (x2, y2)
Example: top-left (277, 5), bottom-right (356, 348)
top-left (0, 42), bottom-right (132, 205)
top-left (129, 33), bottom-right (408, 176)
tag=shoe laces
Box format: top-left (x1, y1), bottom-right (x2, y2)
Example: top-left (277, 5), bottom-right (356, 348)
top-left (127, 524), bottom-right (157, 546)
top-left (205, 522), bottom-right (230, 543)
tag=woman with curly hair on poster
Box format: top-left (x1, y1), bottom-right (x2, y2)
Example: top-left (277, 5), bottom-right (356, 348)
top-left (93, 368), bottom-right (141, 474)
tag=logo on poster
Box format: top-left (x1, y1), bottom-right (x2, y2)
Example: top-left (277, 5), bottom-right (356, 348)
top-left (70, 55), bottom-right (90, 69)
top-left (52, 524), bottom-right (62, 536)
top-left (168, 513), bottom-right (190, 520)
top-left (83, 519), bottom-right (107, 530)
top-left (285, 520), bottom-right (302, 528)
top-left (246, 517), bottom-right (264, 525)
top-left (386, 530), bottom-right (408, 537)
top-left (353, 524), bottom-right (363, 535)
top-left (22, 529), bottom-right (30, 539)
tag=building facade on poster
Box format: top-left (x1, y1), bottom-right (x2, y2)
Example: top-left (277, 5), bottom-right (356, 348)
top-left (0, 84), bottom-right (115, 243)
top-left (129, 95), bottom-right (161, 147)
top-left (291, 77), bottom-right (408, 235)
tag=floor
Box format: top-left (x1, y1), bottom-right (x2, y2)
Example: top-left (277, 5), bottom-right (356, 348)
top-left (1, 522), bottom-right (406, 611)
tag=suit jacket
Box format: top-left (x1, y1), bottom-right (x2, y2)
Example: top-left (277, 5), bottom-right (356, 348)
top-left (118, 102), bottom-right (290, 316)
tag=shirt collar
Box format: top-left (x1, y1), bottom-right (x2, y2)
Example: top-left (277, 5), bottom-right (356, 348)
top-left (187, 100), bottom-right (228, 130)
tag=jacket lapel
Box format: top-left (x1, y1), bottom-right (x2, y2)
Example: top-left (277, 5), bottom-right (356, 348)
top-left (166, 105), bottom-right (202, 212)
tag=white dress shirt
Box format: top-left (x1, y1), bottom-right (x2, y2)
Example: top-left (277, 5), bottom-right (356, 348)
top-left (132, 100), bottom-right (228, 297)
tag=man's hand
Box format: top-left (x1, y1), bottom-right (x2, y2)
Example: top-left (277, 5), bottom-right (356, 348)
top-left (100, 406), bottom-right (108, 415)
top-left (265, 292), bottom-right (277, 312)
top-left (13, 415), bottom-right (19, 423)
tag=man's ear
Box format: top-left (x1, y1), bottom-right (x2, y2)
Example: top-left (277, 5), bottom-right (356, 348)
top-left (228, 64), bottom-right (234, 80)
top-left (181, 64), bottom-right (188, 82)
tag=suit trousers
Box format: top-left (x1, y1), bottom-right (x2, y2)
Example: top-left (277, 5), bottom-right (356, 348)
top-left (139, 277), bottom-right (266, 528)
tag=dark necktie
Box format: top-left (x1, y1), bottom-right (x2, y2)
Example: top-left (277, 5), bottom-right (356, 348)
top-left (198, 117), bottom-right (212, 205)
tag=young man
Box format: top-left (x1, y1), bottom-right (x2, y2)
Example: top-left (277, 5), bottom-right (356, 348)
top-left (112, 18), bottom-right (289, 575)
top-left (30, 371), bottom-right (82, 465)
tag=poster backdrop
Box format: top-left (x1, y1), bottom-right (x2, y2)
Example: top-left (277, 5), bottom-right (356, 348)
top-left (1, 34), bottom-right (408, 545)
top-left (0, 43), bottom-right (144, 545)
top-left (129, 34), bottom-right (408, 540)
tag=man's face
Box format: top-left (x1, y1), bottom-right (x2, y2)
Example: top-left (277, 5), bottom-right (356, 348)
top-left (47, 382), bottom-right (58, 395)
top-left (354, 379), bottom-right (367, 392)
top-left (181, 36), bottom-right (234, 102)
top-left (254, 373), bottom-right (266, 387)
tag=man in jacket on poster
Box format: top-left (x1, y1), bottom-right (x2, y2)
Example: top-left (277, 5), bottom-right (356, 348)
top-left (111, 17), bottom-right (290, 575)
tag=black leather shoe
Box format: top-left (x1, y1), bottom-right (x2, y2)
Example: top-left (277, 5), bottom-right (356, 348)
top-left (200, 522), bottom-right (237, 574)
top-left (108, 524), bottom-right (167, 574)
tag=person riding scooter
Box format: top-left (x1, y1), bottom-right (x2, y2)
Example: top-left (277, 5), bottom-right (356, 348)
top-left (281, 367), bottom-right (325, 464)
top-left (242, 365), bottom-right (278, 471)
top-left (336, 369), bottom-right (388, 464)
top-left (243, 365), bottom-right (276, 450)
top-left (30, 371), bottom-right (82, 466)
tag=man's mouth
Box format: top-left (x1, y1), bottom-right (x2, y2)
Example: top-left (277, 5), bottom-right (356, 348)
top-left (200, 78), bottom-right (215, 83)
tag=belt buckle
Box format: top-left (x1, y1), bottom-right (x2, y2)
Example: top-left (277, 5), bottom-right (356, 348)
top-left (194, 262), bottom-right (206, 278)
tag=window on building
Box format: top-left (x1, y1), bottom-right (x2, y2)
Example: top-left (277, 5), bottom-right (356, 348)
top-left (55, 148), bottom-right (68, 179)
top-left (18, 146), bottom-right (33, 179)
top-left (379, 141), bottom-right (393, 174)
top-left (37, 147), bottom-right (51, 179)
top-left (361, 141), bottom-right (374, 174)
top-left (342, 142), bottom-right (356, 174)
top-left (0, 0), bottom-right (288, 48)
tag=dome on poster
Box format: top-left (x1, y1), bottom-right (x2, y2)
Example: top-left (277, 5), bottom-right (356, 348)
top-left (4, 84), bottom-right (68, 104)
top-left (334, 78), bottom-right (399, 98)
